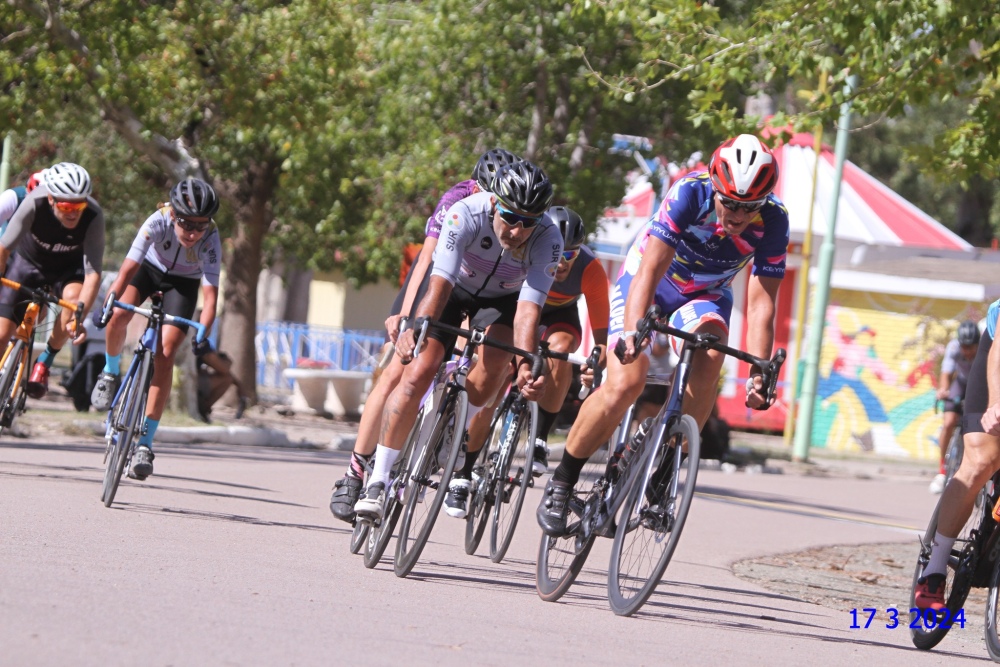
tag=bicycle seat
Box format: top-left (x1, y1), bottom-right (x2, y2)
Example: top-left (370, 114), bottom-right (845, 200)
top-left (469, 308), bottom-right (501, 330)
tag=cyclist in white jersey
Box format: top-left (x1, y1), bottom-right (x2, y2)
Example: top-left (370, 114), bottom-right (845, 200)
top-left (91, 178), bottom-right (222, 480)
top-left (354, 160), bottom-right (564, 521)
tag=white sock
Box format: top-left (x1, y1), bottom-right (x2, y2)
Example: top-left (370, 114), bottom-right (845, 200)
top-left (924, 531), bottom-right (957, 577)
top-left (369, 444), bottom-right (400, 489)
top-left (464, 402), bottom-right (484, 430)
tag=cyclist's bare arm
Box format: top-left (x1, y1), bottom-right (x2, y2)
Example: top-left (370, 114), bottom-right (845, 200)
top-left (621, 237), bottom-right (676, 362)
top-left (512, 300), bottom-right (545, 399)
top-left (982, 334), bottom-right (1000, 435)
top-left (109, 258), bottom-right (143, 302)
top-left (389, 237), bottom-right (438, 341)
top-left (199, 284), bottom-right (219, 335)
top-left (745, 274), bottom-right (781, 408)
top-left (396, 275), bottom-right (452, 361)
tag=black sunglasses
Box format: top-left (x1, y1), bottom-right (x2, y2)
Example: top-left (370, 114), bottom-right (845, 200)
top-left (496, 204), bottom-right (541, 229)
top-left (716, 193), bottom-right (766, 213)
top-left (176, 217), bottom-right (211, 232)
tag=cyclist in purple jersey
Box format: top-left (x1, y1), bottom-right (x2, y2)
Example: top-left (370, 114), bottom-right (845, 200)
top-left (0, 163), bottom-right (104, 399)
top-left (354, 160), bottom-right (562, 522)
top-left (330, 149), bottom-right (522, 523)
top-left (538, 134), bottom-right (788, 536)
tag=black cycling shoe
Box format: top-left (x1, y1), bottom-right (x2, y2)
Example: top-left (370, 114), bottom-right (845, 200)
top-left (330, 475), bottom-right (364, 522)
top-left (536, 479), bottom-right (572, 537)
top-left (129, 446), bottom-right (154, 480)
top-left (91, 372), bottom-right (121, 412)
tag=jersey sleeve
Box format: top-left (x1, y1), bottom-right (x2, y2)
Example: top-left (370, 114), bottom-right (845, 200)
top-left (580, 259), bottom-right (611, 333)
top-left (200, 230), bottom-right (223, 287)
top-left (82, 208), bottom-right (105, 275)
top-left (125, 212), bottom-right (164, 265)
top-left (0, 189), bottom-right (39, 251)
top-left (425, 181), bottom-right (475, 240)
top-left (941, 339), bottom-right (960, 374)
top-left (0, 189), bottom-right (19, 225)
top-left (519, 225), bottom-right (564, 306)
top-left (751, 201), bottom-right (790, 279)
top-left (648, 179), bottom-right (702, 249)
top-left (430, 201), bottom-right (476, 285)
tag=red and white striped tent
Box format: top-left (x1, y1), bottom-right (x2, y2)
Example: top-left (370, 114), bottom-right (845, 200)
top-left (584, 133), bottom-right (974, 431)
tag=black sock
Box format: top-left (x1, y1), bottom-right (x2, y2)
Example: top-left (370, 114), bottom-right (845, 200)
top-left (460, 449), bottom-right (478, 478)
top-left (348, 451), bottom-right (372, 479)
top-left (552, 451), bottom-right (588, 486)
top-left (537, 407), bottom-right (560, 441)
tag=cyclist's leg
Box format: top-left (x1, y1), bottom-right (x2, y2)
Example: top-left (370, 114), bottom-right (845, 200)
top-left (0, 254), bottom-right (43, 351)
top-left (534, 323), bottom-right (581, 475)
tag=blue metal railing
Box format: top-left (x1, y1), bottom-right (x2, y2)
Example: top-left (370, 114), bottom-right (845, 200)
top-left (255, 321), bottom-right (384, 392)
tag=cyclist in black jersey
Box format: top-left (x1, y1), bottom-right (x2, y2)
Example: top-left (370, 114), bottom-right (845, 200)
top-left (91, 178), bottom-right (221, 480)
top-left (0, 163), bottom-right (104, 399)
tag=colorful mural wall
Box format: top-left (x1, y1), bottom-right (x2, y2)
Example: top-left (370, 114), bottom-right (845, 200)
top-left (810, 289), bottom-right (984, 459)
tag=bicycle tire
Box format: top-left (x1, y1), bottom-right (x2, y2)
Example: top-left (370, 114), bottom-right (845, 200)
top-left (489, 400), bottom-right (536, 563)
top-left (393, 390), bottom-right (468, 578)
top-left (943, 429), bottom-right (963, 487)
top-left (364, 410), bottom-right (424, 569)
top-left (536, 451), bottom-right (608, 602)
top-left (102, 352), bottom-right (151, 508)
top-left (465, 403), bottom-right (505, 555)
top-left (909, 487), bottom-right (983, 650)
top-left (608, 413), bottom-right (700, 616)
top-left (987, 552), bottom-right (1000, 660)
top-left (0, 340), bottom-right (26, 437)
top-left (349, 521), bottom-right (370, 555)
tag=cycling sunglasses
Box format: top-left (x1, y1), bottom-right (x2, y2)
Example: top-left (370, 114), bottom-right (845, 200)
top-left (562, 248), bottom-right (581, 262)
top-left (176, 216), bottom-right (212, 233)
top-left (716, 192), bottom-right (766, 213)
top-left (53, 199), bottom-right (88, 213)
top-left (496, 204), bottom-right (542, 229)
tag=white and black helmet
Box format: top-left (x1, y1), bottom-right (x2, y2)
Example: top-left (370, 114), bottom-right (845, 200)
top-left (170, 177), bottom-right (220, 218)
top-left (42, 162), bottom-right (92, 200)
top-left (491, 161), bottom-right (554, 216)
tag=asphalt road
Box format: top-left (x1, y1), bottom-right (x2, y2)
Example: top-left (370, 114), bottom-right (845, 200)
top-left (0, 423), bottom-right (991, 666)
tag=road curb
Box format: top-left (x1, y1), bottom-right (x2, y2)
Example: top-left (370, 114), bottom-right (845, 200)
top-left (73, 420), bottom-right (322, 449)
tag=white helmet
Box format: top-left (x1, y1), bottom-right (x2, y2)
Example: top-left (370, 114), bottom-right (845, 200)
top-left (42, 162), bottom-right (92, 200)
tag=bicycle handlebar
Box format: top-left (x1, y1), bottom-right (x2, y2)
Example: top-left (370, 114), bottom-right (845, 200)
top-left (1, 277), bottom-right (84, 335)
top-left (617, 305), bottom-right (786, 411)
top-left (99, 290), bottom-right (208, 343)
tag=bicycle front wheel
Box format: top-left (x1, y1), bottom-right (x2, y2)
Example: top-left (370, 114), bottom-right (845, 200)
top-left (0, 340), bottom-right (27, 437)
top-left (102, 353), bottom-right (151, 508)
top-left (910, 486), bottom-right (983, 650)
top-left (349, 521), bottom-right (370, 555)
top-left (608, 413), bottom-right (700, 616)
top-left (394, 391), bottom-right (467, 578)
top-left (465, 403), bottom-right (506, 555)
top-left (986, 551), bottom-right (1000, 660)
top-left (536, 450), bottom-right (608, 602)
top-left (489, 400), bottom-right (536, 563)
top-left (944, 429), bottom-right (963, 487)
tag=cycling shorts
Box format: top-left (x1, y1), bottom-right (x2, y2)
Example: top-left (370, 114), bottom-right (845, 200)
top-left (130, 261), bottom-right (201, 332)
top-left (414, 283), bottom-right (518, 354)
top-left (609, 269), bottom-right (733, 355)
top-left (0, 252), bottom-right (84, 324)
top-left (540, 304), bottom-right (582, 344)
top-left (962, 329), bottom-right (992, 434)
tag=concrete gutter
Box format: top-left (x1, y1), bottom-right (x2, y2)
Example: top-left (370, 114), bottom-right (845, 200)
top-left (74, 420), bottom-right (320, 449)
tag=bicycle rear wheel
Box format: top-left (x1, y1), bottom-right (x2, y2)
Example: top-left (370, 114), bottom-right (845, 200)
top-left (536, 450), bottom-right (608, 602)
top-left (102, 353), bottom-right (151, 508)
top-left (0, 340), bottom-right (27, 437)
top-left (393, 391), bottom-right (467, 578)
top-left (986, 551), bottom-right (1000, 660)
top-left (349, 521), bottom-right (370, 555)
top-left (465, 403), bottom-right (506, 555)
top-left (910, 484), bottom-right (984, 650)
top-left (364, 411), bottom-right (423, 569)
top-left (489, 400), bottom-right (536, 563)
top-left (608, 414), bottom-right (700, 616)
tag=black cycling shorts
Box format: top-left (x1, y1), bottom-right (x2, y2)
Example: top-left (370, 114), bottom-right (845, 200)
top-left (0, 252), bottom-right (85, 324)
top-left (962, 329), bottom-right (992, 434)
top-left (412, 281), bottom-right (518, 353)
top-left (540, 304), bottom-right (582, 343)
top-left (130, 261), bottom-right (201, 332)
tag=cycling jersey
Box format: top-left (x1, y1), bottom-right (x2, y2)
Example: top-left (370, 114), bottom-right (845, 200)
top-left (622, 171), bottom-right (789, 293)
top-left (0, 187), bottom-right (26, 233)
top-left (126, 206), bottom-right (222, 286)
top-left (941, 338), bottom-right (974, 400)
top-left (0, 186), bottom-right (105, 275)
top-left (430, 191), bottom-right (563, 306)
top-left (425, 180), bottom-right (477, 240)
top-left (543, 244), bottom-right (610, 332)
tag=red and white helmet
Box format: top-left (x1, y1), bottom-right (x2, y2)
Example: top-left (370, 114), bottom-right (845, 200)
top-left (709, 134), bottom-right (778, 201)
top-left (26, 170), bottom-right (45, 192)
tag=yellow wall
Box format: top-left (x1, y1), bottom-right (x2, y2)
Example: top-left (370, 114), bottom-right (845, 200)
top-left (811, 288), bottom-right (986, 459)
top-left (308, 270), bottom-right (397, 330)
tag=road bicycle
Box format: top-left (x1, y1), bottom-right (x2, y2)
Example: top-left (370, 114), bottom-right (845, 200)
top-left (98, 291), bottom-right (206, 508)
top-left (0, 277), bottom-right (82, 437)
top-left (391, 309), bottom-right (556, 578)
top-left (537, 304), bottom-right (784, 616)
top-left (348, 454), bottom-right (375, 555)
top-left (910, 467), bottom-right (1000, 658)
top-left (465, 344), bottom-right (601, 564)
top-left (939, 398), bottom-right (965, 488)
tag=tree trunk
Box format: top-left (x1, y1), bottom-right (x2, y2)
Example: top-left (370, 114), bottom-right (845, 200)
top-left (216, 159), bottom-right (280, 404)
top-left (525, 60), bottom-right (548, 161)
top-left (954, 175), bottom-right (995, 247)
top-left (569, 96), bottom-right (603, 172)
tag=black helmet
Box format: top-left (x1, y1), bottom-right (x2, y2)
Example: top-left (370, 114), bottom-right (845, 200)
top-left (473, 148), bottom-right (522, 192)
top-left (169, 177), bottom-right (220, 218)
top-left (543, 206), bottom-right (585, 250)
top-left (491, 161), bottom-right (554, 217)
top-left (958, 320), bottom-right (980, 347)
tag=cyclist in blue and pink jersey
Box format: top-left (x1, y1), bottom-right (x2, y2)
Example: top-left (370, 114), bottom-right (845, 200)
top-left (91, 178), bottom-right (222, 481)
top-left (329, 149), bottom-right (522, 523)
top-left (353, 160), bottom-right (563, 523)
top-left (537, 134), bottom-right (789, 536)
